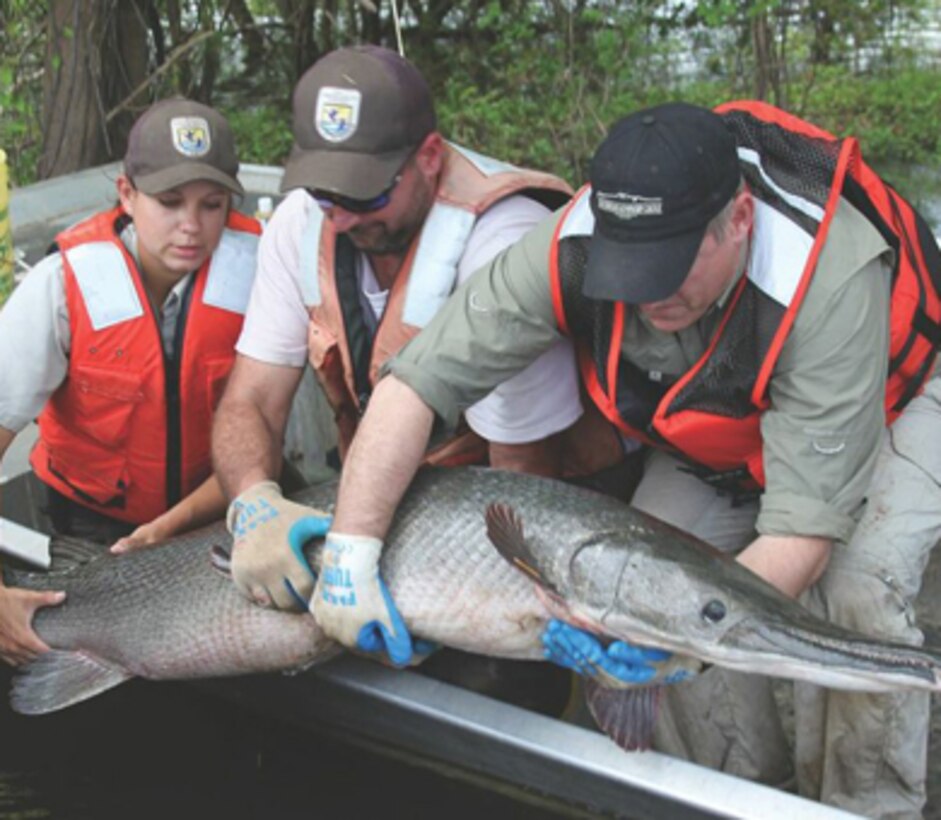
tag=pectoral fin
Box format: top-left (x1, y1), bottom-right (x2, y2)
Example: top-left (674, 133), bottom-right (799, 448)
top-left (485, 503), bottom-right (562, 596)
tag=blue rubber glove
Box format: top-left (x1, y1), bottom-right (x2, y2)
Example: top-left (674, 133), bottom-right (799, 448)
top-left (311, 532), bottom-right (412, 666)
top-left (542, 620), bottom-right (699, 688)
top-left (227, 481), bottom-right (331, 610)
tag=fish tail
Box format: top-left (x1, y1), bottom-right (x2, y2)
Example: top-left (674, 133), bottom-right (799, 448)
top-left (10, 650), bottom-right (132, 715)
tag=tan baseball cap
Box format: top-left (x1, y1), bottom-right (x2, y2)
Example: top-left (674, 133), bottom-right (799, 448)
top-left (124, 98), bottom-right (244, 196)
top-left (281, 46), bottom-right (436, 198)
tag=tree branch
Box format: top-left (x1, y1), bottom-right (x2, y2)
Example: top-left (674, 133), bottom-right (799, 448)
top-left (104, 29), bottom-right (215, 123)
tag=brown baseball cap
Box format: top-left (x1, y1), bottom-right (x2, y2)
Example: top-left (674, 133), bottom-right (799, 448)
top-left (124, 98), bottom-right (244, 196)
top-left (281, 46), bottom-right (436, 198)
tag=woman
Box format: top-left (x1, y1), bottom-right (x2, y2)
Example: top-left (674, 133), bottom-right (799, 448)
top-left (0, 98), bottom-right (260, 664)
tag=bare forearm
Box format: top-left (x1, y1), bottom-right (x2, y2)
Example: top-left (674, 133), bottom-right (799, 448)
top-left (211, 356), bottom-right (302, 500)
top-left (150, 474), bottom-right (227, 537)
top-left (737, 534), bottom-right (832, 598)
top-left (213, 398), bottom-right (284, 499)
top-left (332, 376), bottom-right (434, 537)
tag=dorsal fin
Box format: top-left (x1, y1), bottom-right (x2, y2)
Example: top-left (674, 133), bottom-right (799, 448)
top-left (50, 535), bottom-right (107, 570)
top-left (4, 536), bottom-right (105, 587)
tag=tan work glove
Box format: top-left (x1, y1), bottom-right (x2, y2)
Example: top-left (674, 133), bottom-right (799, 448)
top-left (227, 481), bottom-right (331, 611)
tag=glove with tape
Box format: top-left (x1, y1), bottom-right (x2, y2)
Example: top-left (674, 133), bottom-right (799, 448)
top-left (227, 481), bottom-right (331, 610)
top-left (542, 619), bottom-right (701, 688)
top-left (311, 532), bottom-right (412, 666)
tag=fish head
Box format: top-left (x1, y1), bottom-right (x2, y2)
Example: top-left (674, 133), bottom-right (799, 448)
top-left (487, 500), bottom-right (941, 692)
top-left (560, 523), bottom-right (941, 692)
top-left (551, 525), bottom-right (754, 648)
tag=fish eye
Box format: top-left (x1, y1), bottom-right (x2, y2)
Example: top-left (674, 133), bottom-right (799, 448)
top-left (701, 599), bottom-right (727, 624)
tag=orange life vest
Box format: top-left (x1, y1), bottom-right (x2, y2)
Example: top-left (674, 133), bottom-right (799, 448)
top-left (551, 101), bottom-right (941, 490)
top-left (303, 142), bottom-right (573, 462)
top-left (31, 206), bottom-right (261, 523)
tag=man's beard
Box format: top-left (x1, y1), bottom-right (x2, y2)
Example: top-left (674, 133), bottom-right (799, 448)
top-left (347, 223), bottom-right (416, 256)
top-left (347, 175), bottom-right (434, 257)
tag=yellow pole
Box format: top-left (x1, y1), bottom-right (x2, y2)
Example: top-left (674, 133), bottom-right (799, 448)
top-left (0, 149), bottom-right (13, 307)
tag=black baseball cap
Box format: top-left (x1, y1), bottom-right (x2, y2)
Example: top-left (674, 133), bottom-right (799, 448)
top-left (584, 102), bottom-right (741, 303)
top-left (281, 46), bottom-right (436, 198)
top-left (124, 98), bottom-right (243, 196)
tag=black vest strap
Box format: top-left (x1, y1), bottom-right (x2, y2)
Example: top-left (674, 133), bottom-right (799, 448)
top-left (165, 274), bottom-right (196, 509)
top-left (333, 233), bottom-right (373, 409)
top-left (913, 204), bottom-right (941, 307)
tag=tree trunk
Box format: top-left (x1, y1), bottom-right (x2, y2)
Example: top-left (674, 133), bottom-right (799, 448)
top-left (39, 0), bottom-right (151, 179)
top-left (228, 0), bottom-right (265, 77)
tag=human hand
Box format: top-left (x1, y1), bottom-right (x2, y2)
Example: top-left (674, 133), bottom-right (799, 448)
top-left (110, 520), bottom-right (167, 554)
top-left (227, 481), bottom-right (331, 610)
top-left (542, 620), bottom-right (701, 688)
top-left (0, 582), bottom-right (65, 666)
top-left (311, 532), bottom-right (412, 666)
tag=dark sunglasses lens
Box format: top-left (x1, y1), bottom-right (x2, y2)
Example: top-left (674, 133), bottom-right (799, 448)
top-left (314, 190), bottom-right (390, 214)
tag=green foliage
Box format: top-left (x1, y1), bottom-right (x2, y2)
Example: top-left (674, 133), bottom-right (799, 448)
top-left (3, 0), bottom-right (941, 192)
top-left (431, 2), bottom-right (680, 185)
top-left (226, 104), bottom-right (294, 168)
top-left (800, 64), bottom-right (941, 165)
top-left (0, 1), bottom-right (46, 186)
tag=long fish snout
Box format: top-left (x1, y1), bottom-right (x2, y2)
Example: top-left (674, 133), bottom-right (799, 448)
top-left (710, 616), bottom-right (941, 693)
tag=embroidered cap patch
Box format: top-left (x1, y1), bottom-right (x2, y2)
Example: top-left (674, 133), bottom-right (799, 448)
top-left (315, 87), bottom-right (361, 143)
top-left (597, 191), bottom-right (663, 221)
top-left (171, 117), bottom-right (211, 157)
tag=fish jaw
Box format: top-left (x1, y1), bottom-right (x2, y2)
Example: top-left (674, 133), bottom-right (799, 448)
top-left (699, 618), bottom-right (941, 693)
top-left (579, 607), bottom-right (941, 694)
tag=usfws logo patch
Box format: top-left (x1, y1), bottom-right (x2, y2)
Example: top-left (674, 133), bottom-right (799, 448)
top-left (315, 87), bottom-right (361, 143)
top-left (171, 117), bottom-right (211, 157)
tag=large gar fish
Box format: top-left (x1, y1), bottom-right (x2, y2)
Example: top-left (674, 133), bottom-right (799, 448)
top-left (6, 467), bottom-right (941, 742)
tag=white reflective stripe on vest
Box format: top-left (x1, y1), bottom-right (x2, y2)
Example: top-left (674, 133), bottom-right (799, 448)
top-left (67, 241), bottom-right (144, 331)
top-left (448, 142), bottom-right (519, 176)
top-left (300, 204), bottom-right (325, 308)
top-left (203, 228), bottom-right (259, 315)
top-left (748, 198), bottom-right (813, 307)
top-left (737, 147), bottom-right (825, 222)
top-left (402, 201), bottom-right (476, 328)
top-left (558, 188), bottom-right (595, 239)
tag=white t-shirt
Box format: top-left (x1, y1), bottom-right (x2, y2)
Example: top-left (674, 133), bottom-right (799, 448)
top-left (237, 189), bottom-right (582, 444)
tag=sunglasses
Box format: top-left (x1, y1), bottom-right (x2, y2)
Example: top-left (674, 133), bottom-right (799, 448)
top-left (311, 172), bottom-right (404, 214)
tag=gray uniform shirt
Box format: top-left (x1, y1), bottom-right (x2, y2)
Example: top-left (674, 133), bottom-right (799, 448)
top-left (386, 197), bottom-right (893, 542)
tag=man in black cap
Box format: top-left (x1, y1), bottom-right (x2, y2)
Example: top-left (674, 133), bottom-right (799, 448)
top-left (211, 46), bottom-right (597, 660)
top-left (320, 100), bottom-right (941, 817)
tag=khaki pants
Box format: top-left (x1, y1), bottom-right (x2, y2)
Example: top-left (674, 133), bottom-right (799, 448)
top-left (631, 379), bottom-right (941, 820)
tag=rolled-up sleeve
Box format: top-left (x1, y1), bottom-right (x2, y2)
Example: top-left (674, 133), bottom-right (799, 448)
top-left (384, 211), bottom-right (565, 430)
top-left (758, 204), bottom-right (892, 542)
